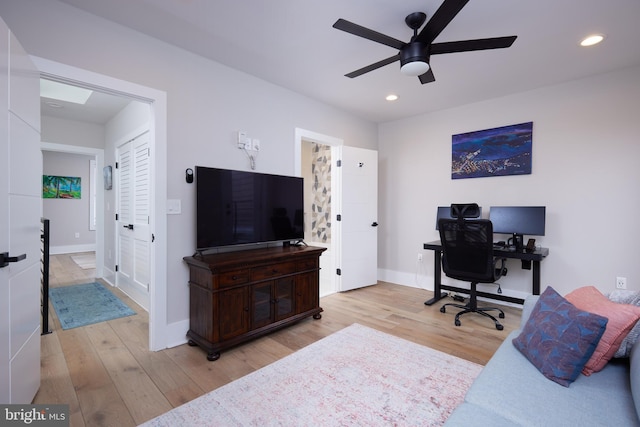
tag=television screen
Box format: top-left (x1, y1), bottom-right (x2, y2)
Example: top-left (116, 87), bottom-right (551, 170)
top-left (196, 166), bottom-right (304, 250)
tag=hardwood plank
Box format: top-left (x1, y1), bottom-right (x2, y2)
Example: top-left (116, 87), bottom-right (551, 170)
top-left (109, 316), bottom-right (206, 408)
top-left (84, 322), bottom-right (173, 424)
top-left (56, 327), bottom-right (135, 427)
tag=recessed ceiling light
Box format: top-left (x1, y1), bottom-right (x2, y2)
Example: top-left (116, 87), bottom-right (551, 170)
top-left (40, 79), bottom-right (93, 104)
top-left (580, 34), bottom-right (605, 47)
top-left (386, 94), bottom-right (398, 101)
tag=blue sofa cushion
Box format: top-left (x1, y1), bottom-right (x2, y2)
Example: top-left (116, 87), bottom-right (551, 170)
top-left (465, 330), bottom-right (639, 426)
top-left (512, 286), bottom-right (608, 386)
top-left (630, 340), bottom-right (640, 418)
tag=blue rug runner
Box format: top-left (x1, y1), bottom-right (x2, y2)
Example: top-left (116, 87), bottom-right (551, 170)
top-left (49, 282), bottom-right (136, 330)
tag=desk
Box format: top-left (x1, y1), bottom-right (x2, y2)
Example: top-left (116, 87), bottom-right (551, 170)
top-left (423, 240), bottom-right (549, 306)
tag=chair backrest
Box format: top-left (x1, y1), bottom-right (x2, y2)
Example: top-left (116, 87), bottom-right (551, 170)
top-left (438, 218), bottom-right (496, 283)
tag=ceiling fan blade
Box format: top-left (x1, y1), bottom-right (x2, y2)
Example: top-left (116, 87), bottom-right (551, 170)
top-left (416, 0), bottom-right (469, 45)
top-left (345, 54), bottom-right (401, 78)
top-left (418, 68), bottom-right (436, 84)
top-left (431, 36), bottom-right (517, 54)
top-left (333, 18), bottom-right (406, 50)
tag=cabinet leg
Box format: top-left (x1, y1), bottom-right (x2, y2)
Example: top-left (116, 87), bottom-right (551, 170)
top-left (313, 313), bottom-right (322, 320)
top-left (188, 339), bottom-right (198, 347)
top-left (207, 351), bottom-right (220, 361)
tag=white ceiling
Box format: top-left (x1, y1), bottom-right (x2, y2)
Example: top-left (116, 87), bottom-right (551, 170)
top-left (41, 85), bottom-right (131, 124)
top-left (52, 0), bottom-right (640, 124)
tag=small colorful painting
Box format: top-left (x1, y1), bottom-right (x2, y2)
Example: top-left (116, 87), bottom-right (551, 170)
top-left (43, 175), bottom-right (81, 199)
top-left (451, 121), bottom-right (533, 179)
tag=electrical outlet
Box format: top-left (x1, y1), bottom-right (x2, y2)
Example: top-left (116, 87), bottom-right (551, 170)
top-left (252, 139), bottom-right (261, 151)
top-left (417, 253), bottom-right (423, 261)
top-left (616, 276), bottom-right (627, 290)
top-left (75, 232), bottom-right (80, 239)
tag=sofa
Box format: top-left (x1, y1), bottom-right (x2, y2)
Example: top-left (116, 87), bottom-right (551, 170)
top-left (445, 292), bottom-right (640, 426)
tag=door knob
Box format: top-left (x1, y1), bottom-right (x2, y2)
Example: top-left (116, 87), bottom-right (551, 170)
top-left (371, 222), bottom-right (379, 227)
top-left (123, 224), bottom-right (134, 230)
top-left (0, 252), bottom-right (26, 268)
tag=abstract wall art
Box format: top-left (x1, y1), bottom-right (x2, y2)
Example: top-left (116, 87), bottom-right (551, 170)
top-left (451, 121), bottom-right (533, 179)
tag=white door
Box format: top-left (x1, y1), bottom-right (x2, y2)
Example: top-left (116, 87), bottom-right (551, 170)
top-left (116, 132), bottom-right (151, 310)
top-left (336, 146), bottom-right (378, 291)
top-left (0, 21), bottom-right (42, 403)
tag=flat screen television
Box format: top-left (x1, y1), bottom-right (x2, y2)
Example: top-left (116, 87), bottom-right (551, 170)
top-left (196, 166), bottom-right (304, 251)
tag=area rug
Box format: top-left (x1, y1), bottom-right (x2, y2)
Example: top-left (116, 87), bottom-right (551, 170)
top-left (70, 253), bottom-right (96, 269)
top-left (140, 323), bottom-right (482, 427)
top-left (49, 282), bottom-right (136, 330)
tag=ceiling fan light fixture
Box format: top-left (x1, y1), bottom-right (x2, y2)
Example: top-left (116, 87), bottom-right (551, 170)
top-left (401, 61), bottom-right (430, 76)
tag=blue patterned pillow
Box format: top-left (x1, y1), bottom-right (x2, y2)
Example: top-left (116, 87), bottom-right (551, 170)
top-left (512, 286), bottom-right (608, 387)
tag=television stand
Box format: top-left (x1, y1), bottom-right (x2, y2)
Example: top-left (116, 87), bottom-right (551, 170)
top-left (184, 245), bottom-right (326, 360)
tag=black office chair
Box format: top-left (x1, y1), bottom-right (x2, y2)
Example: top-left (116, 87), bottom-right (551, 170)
top-left (438, 205), bottom-right (507, 330)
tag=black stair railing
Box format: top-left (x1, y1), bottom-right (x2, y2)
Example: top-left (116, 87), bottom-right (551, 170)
top-left (41, 218), bottom-right (52, 335)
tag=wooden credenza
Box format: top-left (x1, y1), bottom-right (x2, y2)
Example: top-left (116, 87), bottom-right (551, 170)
top-left (184, 245), bottom-right (326, 361)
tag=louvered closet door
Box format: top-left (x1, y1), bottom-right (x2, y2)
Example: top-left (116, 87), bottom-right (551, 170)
top-left (116, 131), bottom-right (151, 310)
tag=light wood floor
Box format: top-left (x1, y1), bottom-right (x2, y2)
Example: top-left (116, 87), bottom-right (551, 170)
top-left (37, 253), bottom-right (522, 427)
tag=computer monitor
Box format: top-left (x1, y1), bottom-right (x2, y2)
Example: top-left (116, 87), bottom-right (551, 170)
top-left (435, 205), bottom-right (482, 229)
top-left (489, 206), bottom-right (546, 249)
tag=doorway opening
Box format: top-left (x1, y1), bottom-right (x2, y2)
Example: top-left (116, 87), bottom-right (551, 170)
top-left (295, 128), bottom-right (343, 297)
top-left (36, 57), bottom-right (168, 351)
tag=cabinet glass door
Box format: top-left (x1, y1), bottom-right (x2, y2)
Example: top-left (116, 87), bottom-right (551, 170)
top-left (275, 277), bottom-right (295, 320)
top-left (251, 282), bottom-right (272, 329)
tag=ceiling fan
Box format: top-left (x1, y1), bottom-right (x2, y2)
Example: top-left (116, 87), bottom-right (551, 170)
top-left (332, 0), bottom-right (517, 84)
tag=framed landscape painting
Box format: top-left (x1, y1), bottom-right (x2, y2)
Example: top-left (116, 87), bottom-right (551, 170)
top-left (451, 121), bottom-right (533, 179)
top-left (43, 175), bottom-right (82, 199)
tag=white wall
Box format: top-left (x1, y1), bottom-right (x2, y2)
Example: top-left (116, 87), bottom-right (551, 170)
top-left (0, 0), bottom-right (378, 328)
top-left (379, 65), bottom-right (640, 300)
top-left (42, 115), bottom-right (105, 149)
top-left (42, 150), bottom-right (96, 253)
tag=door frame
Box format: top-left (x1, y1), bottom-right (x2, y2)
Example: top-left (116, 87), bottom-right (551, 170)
top-left (294, 128), bottom-right (343, 296)
top-left (34, 56), bottom-right (168, 351)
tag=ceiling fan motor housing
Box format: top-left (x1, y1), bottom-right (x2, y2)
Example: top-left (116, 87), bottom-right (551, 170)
top-left (400, 42), bottom-right (429, 67)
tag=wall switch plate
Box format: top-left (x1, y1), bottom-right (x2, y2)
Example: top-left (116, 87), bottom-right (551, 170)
top-left (237, 131), bottom-right (247, 148)
top-left (167, 199), bottom-right (181, 214)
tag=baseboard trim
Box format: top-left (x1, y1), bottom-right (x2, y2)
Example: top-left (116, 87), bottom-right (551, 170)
top-left (165, 319), bottom-right (190, 349)
top-left (50, 244), bottom-right (96, 255)
top-left (377, 268), bottom-right (528, 308)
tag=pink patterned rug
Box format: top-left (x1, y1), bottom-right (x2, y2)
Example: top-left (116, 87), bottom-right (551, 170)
top-left (141, 323), bottom-right (482, 426)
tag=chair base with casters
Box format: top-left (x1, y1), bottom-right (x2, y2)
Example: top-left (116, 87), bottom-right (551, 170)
top-left (440, 281), bottom-right (505, 330)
